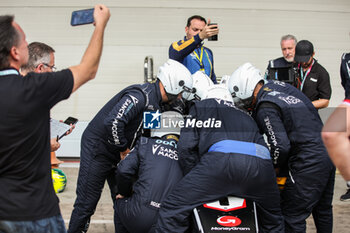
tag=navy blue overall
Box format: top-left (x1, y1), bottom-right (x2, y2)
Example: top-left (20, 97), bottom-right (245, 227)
top-left (254, 80), bottom-right (335, 233)
top-left (68, 82), bottom-right (162, 233)
top-left (115, 136), bottom-right (183, 233)
top-left (155, 99), bottom-right (284, 233)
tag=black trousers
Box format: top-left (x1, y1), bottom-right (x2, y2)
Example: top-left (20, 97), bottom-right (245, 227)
top-left (282, 158), bottom-right (335, 233)
top-left (68, 130), bottom-right (118, 233)
top-left (155, 152), bottom-right (285, 233)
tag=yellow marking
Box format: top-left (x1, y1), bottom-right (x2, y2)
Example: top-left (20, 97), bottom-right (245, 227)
top-left (166, 135), bottom-right (179, 141)
top-left (171, 37), bottom-right (195, 51)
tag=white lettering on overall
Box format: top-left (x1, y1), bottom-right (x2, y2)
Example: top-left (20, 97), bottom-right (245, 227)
top-left (278, 95), bottom-right (301, 105)
top-left (112, 98), bottom-right (133, 145)
top-left (264, 116), bottom-right (279, 165)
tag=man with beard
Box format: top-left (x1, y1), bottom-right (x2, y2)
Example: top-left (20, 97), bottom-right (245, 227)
top-left (265, 35), bottom-right (297, 81)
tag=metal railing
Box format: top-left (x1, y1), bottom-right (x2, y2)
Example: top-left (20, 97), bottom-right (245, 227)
top-left (144, 56), bottom-right (155, 83)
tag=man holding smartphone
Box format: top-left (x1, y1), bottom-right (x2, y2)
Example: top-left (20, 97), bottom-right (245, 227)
top-left (169, 15), bottom-right (219, 83)
top-left (0, 4), bottom-right (110, 233)
top-left (21, 42), bottom-right (76, 166)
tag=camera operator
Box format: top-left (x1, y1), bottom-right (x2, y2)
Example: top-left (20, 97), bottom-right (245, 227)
top-left (266, 35), bottom-right (297, 69)
top-left (265, 35), bottom-right (302, 88)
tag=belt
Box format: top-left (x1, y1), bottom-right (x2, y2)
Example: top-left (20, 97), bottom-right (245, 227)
top-left (208, 140), bottom-right (271, 160)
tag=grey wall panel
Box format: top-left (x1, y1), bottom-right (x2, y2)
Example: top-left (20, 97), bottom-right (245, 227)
top-left (1, 0), bottom-right (349, 12)
top-left (2, 0), bottom-right (348, 157)
top-left (0, 0), bottom-right (349, 122)
top-left (51, 45), bottom-right (169, 120)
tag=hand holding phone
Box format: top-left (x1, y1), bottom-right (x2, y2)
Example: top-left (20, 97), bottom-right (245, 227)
top-left (71, 8), bottom-right (94, 26)
top-left (64, 117), bottom-right (78, 125)
top-left (92, 5), bottom-right (111, 28)
top-left (63, 117), bottom-right (78, 136)
top-left (208, 23), bottom-right (218, 41)
top-left (50, 118), bottom-right (75, 140)
top-left (71, 5), bottom-right (110, 27)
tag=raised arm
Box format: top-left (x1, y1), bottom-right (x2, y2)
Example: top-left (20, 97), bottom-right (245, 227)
top-left (69, 4), bottom-right (110, 93)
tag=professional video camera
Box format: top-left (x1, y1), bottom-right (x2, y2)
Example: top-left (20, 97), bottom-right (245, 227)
top-left (266, 65), bottom-right (301, 89)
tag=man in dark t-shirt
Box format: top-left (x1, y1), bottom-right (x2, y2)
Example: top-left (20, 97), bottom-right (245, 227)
top-left (21, 41), bottom-right (75, 167)
top-left (0, 5), bottom-right (110, 233)
top-left (294, 40), bottom-right (332, 109)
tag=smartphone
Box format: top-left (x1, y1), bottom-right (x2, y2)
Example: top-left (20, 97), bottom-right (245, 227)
top-left (64, 116), bottom-right (78, 125)
top-left (208, 23), bottom-right (218, 41)
top-left (70, 8), bottom-right (94, 26)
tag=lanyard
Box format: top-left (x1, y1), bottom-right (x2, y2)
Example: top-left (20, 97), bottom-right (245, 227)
top-left (0, 69), bottom-right (19, 76)
top-left (193, 47), bottom-right (204, 71)
top-left (204, 49), bottom-right (213, 78)
top-left (193, 47), bottom-right (213, 78)
top-left (300, 60), bottom-right (314, 91)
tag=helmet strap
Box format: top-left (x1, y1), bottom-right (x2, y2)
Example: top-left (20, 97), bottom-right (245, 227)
top-left (166, 93), bottom-right (178, 103)
top-left (234, 96), bottom-right (254, 114)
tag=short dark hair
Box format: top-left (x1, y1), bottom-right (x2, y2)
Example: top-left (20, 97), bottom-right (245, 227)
top-left (186, 15), bottom-right (206, 27)
top-left (21, 42), bottom-right (55, 72)
top-left (0, 15), bottom-right (20, 70)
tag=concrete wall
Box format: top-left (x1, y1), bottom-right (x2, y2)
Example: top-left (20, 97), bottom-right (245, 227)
top-left (1, 0), bottom-right (349, 156)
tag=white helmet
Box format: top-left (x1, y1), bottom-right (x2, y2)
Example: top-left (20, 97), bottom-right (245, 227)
top-left (219, 75), bottom-right (230, 88)
top-left (201, 85), bottom-right (234, 102)
top-left (185, 71), bottom-right (214, 101)
top-left (151, 111), bottom-right (184, 138)
top-left (227, 63), bottom-right (264, 100)
top-left (157, 59), bottom-right (193, 97)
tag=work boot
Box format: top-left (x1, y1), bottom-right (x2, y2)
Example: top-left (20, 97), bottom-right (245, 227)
top-left (340, 189), bottom-right (350, 201)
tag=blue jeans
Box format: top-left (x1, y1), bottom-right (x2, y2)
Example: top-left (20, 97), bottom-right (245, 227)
top-left (0, 214), bottom-right (66, 233)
